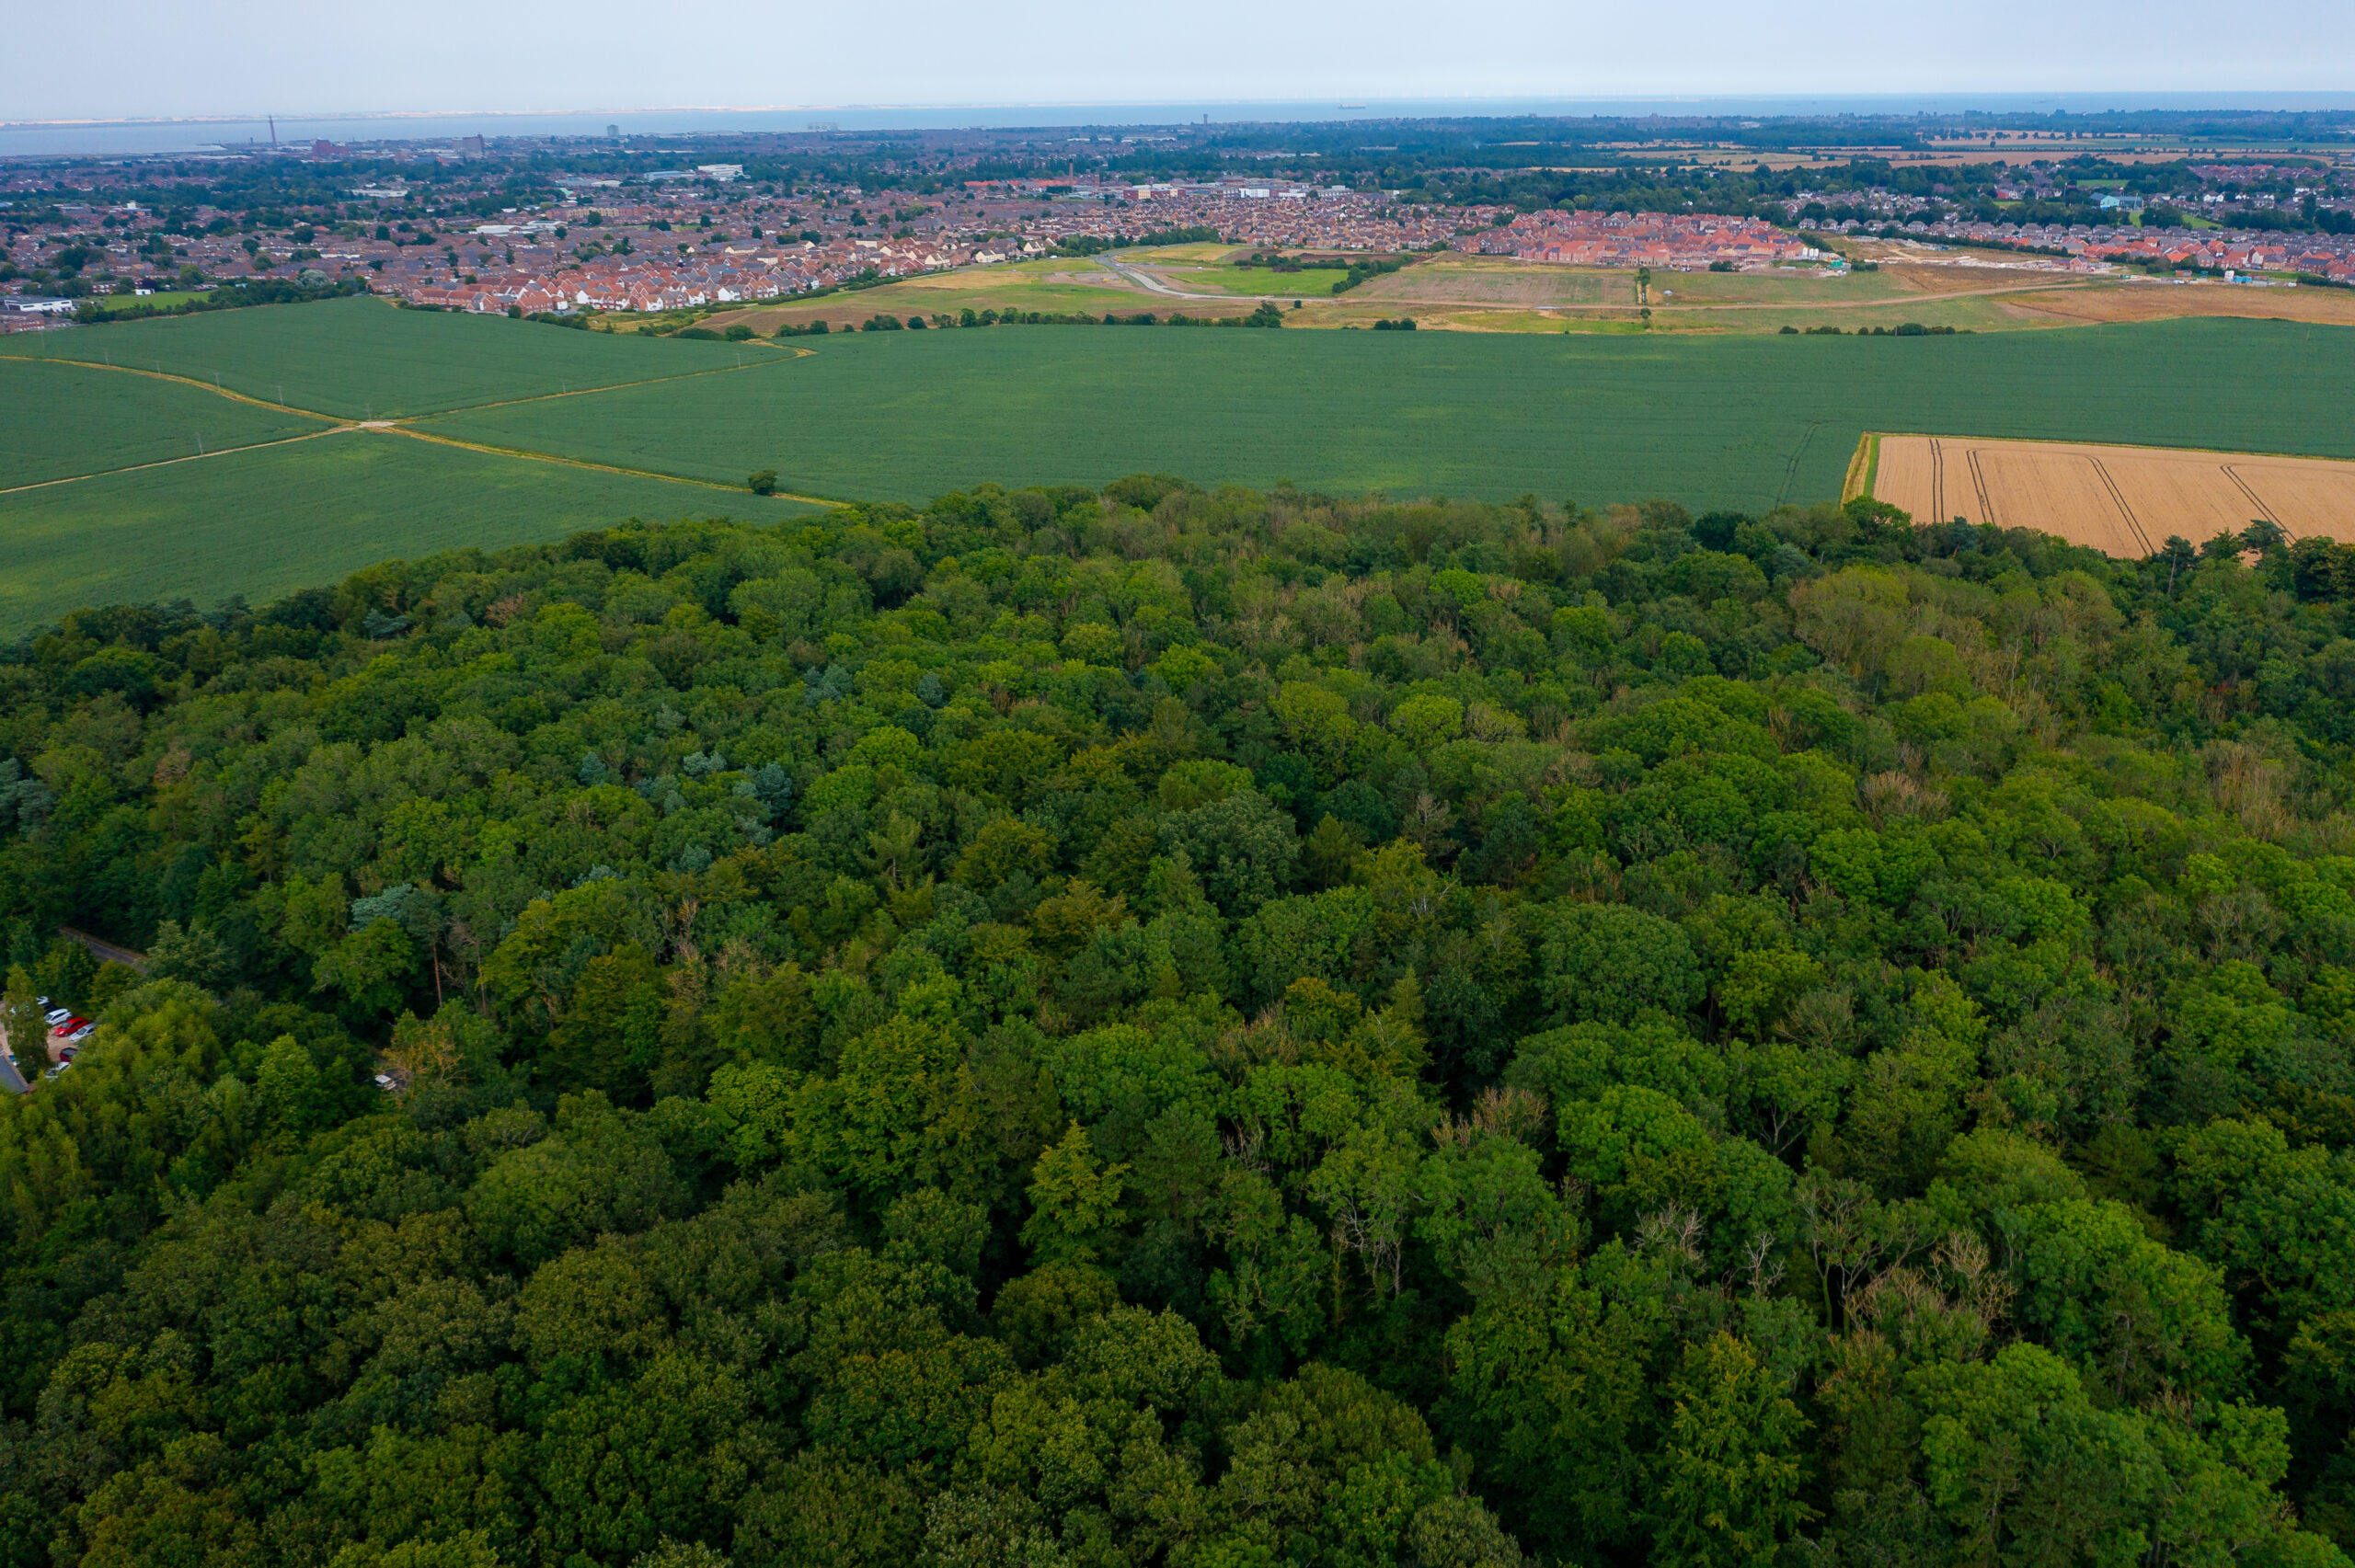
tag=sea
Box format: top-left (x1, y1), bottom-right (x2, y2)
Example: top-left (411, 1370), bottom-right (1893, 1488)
top-left (7, 93), bottom-right (2355, 160)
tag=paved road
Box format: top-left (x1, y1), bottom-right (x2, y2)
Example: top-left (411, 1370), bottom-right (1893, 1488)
top-left (0, 1023), bottom-right (28, 1095)
top-left (59, 926), bottom-right (146, 971)
top-left (1100, 258), bottom-right (1297, 305)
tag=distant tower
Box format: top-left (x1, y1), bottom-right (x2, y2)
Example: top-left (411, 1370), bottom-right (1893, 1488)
top-left (607, 123), bottom-right (619, 140)
top-left (268, 114), bottom-right (277, 145)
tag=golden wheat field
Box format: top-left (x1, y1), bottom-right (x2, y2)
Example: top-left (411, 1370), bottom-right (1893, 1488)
top-left (1864, 434), bottom-right (2355, 556)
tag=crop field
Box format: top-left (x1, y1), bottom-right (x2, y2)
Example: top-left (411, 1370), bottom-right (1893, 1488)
top-left (415, 316), bottom-right (2355, 507)
top-left (0, 296), bottom-right (764, 418)
top-left (0, 427), bottom-right (818, 634)
top-left (8, 300), bottom-right (2355, 631)
top-left (3, 357), bottom-right (330, 487)
top-left (1867, 434), bottom-right (2355, 555)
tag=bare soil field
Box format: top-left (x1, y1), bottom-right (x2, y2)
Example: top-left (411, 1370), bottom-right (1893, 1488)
top-left (1866, 434), bottom-right (2355, 554)
top-left (1878, 262), bottom-right (2097, 297)
top-left (1993, 281), bottom-right (2355, 329)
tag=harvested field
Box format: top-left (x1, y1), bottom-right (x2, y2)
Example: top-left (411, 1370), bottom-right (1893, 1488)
top-left (1995, 280), bottom-right (2355, 329)
top-left (1866, 433), bottom-right (2355, 554)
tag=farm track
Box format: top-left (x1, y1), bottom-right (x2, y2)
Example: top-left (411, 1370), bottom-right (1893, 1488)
top-left (0, 427), bottom-right (351, 496)
top-left (3, 346), bottom-right (830, 501)
top-left (387, 426), bottom-right (837, 506)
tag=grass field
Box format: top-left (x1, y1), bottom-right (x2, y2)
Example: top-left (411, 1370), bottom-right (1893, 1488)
top-left (0, 296), bottom-right (767, 418)
top-left (4, 358), bottom-right (331, 487)
top-left (415, 317), bottom-right (2355, 510)
top-left (1137, 262), bottom-right (1345, 299)
top-left (0, 429), bottom-right (818, 634)
top-left (1868, 434), bottom-right (2355, 555)
top-left (697, 254), bottom-right (1211, 333)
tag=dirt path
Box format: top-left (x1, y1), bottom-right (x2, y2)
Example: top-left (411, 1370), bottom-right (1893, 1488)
top-left (0, 426), bottom-right (352, 497)
top-left (5, 342), bottom-right (831, 502)
top-left (6, 345), bottom-right (328, 418)
top-left (388, 426), bottom-right (837, 506)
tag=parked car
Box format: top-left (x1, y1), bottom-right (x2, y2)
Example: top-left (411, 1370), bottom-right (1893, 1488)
top-left (43, 1008), bottom-right (72, 1028)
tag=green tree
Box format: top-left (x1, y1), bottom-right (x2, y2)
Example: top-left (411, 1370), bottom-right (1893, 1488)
top-left (1649, 1333), bottom-right (1817, 1566)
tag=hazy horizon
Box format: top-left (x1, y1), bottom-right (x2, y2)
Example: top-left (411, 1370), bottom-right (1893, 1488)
top-left (9, 90), bottom-right (2355, 162)
top-left (5, 0), bottom-right (2350, 133)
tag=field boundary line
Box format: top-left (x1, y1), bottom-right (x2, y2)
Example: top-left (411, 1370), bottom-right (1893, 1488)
top-left (1844, 429), bottom-right (2355, 466)
top-left (1, 334), bottom-right (811, 424)
top-left (0, 425), bottom-right (354, 497)
top-left (384, 426), bottom-right (838, 507)
top-left (1841, 433), bottom-right (1877, 503)
top-left (429, 345), bottom-right (812, 418)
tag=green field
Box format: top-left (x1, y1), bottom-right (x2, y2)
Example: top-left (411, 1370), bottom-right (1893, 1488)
top-left (0, 429), bottom-right (817, 633)
top-left (710, 257), bottom-right (1175, 326)
top-left (4, 358), bottom-right (331, 487)
top-left (417, 316), bottom-right (2355, 509)
top-left (9, 299), bottom-right (2355, 634)
top-left (1140, 262), bottom-right (1321, 298)
top-left (0, 296), bottom-right (770, 418)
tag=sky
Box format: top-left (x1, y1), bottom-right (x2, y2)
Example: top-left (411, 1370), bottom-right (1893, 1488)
top-left (5, 0), bottom-right (2352, 126)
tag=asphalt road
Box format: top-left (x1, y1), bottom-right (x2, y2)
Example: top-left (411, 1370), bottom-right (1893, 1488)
top-left (0, 1024), bottom-right (28, 1094)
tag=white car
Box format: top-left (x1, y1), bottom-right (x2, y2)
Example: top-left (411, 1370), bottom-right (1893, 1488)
top-left (43, 1008), bottom-right (72, 1028)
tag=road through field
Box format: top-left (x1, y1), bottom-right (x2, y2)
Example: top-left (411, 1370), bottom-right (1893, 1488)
top-left (1101, 258), bottom-right (1294, 303)
top-left (1, 335), bottom-right (823, 501)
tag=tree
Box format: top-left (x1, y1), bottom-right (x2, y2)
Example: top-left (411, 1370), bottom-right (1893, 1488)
top-left (1538, 903), bottom-right (1702, 1024)
top-left (748, 469), bottom-right (780, 496)
top-left (1649, 1333), bottom-right (1817, 1567)
top-left (1020, 1122), bottom-right (1130, 1265)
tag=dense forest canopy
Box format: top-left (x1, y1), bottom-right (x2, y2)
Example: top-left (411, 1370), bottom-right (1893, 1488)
top-left (8, 479), bottom-right (2355, 1568)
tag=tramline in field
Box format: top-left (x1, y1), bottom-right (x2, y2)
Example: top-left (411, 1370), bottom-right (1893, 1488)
top-left (1857, 432), bottom-right (2355, 556)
